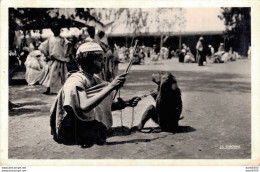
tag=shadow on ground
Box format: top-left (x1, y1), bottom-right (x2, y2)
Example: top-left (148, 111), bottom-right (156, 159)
top-left (108, 126), bottom-right (132, 137)
top-left (9, 108), bottom-right (42, 116)
top-left (138, 126), bottom-right (196, 134)
top-left (108, 125), bottom-right (195, 136)
top-left (105, 135), bottom-right (169, 146)
top-left (16, 101), bottom-right (47, 106)
top-left (9, 79), bottom-right (27, 86)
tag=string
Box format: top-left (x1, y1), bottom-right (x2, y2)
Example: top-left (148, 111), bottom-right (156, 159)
top-left (118, 90), bottom-right (135, 130)
top-left (75, 114), bottom-right (77, 144)
top-left (119, 90), bottom-right (124, 128)
top-left (131, 107), bottom-right (135, 128)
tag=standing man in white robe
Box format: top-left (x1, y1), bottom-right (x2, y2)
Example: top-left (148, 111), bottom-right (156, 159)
top-left (39, 21), bottom-right (71, 94)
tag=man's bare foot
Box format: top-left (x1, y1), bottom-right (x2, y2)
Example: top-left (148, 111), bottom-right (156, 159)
top-left (148, 128), bottom-right (162, 133)
top-left (130, 125), bottom-right (142, 132)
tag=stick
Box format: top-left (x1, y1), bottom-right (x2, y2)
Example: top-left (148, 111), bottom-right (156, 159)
top-left (112, 40), bottom-right (139, 100)
top-left (112, 60), bottom-right (132, 100)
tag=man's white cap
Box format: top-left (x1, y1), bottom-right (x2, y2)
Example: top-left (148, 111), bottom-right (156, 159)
top-left (199, 37), bottom-right (204, 40)
top-left (208, 45), bottom-right (212, 47)
top-left (76, 42), bottom-right (103, 55)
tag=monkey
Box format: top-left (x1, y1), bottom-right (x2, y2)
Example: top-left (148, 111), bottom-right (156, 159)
top-left (132, 71), bottom-right (182, 132)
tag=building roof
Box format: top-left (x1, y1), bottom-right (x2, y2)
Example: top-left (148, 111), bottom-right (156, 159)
top-left (105, 8), bottom-right (225, 37)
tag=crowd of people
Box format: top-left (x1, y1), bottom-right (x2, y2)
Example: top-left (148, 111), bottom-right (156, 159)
top-left (9, 23), bottom-right (121, 93)
top-left (181, 37), bottom-right (245, 66)
top-left (114, 36), bottom-right (247, 68)
top-left (117, 44), bottom-right (170, 63)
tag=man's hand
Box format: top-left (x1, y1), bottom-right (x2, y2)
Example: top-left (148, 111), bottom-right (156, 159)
top-left (109, 73), bottom-right (127, 91)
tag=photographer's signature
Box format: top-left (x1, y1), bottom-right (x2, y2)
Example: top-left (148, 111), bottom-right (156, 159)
top-left (219, 145), bottom-right (241, 149)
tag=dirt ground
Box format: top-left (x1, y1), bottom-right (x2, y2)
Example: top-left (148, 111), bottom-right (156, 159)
top-left (8, 58), bottom-right (251, 159)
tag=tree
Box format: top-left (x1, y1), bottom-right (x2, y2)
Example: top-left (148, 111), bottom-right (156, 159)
top-left (9, 8), bottom-right (55, 47)
top-left (9, 8), bottom-right (104, 48)
top-left (91, 8), bottom-right (148, 46)
top-left (145, 8), bottom-right (186, 48)
top-left (218, 7), bottom-right (251, 56)
top-left (91, 8), bottom-right (185, 48)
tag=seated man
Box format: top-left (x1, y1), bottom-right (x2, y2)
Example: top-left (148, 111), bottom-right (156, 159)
top-left (50, 42), bottom-right (141, 147)
top-left (24, 50), bottom-right (46, 86)
top-left (213, 43), bottom-right (226, 63)
top-left (184, 47), bottom-right (195, 63)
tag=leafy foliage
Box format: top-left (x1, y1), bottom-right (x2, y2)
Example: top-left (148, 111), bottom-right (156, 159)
top-left (218, 7), bottom-right (251, 55)
top-left (9, 8), bottom-right (102, 46)
top-left (91, 8), bottom-right (185, 47)
top-left (92, 8), bottom-right (185, 33)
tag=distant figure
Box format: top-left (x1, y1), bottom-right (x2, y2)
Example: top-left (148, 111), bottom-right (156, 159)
top-left (66, 36), bottom-right (79, 72)
top-left (215, 43), bottom-right (225, 56)
top-left (27, 41), bottom-right (40, 55)
top-left (139, 46), bottom-right (146, 62)
top-left (181, 44), bottom-right (187, 54)
top-left (29, 42), bottom-right (37, 53)
top-left (213, 43), bottom-right (225, 63)
top-left (248, 45), bottom-right (251, 59)
top-left (178, 44), bottom-right (187, 63)
top-left (19, 47), bottom-right (30, 68)
top-left (207, 45), bottom-right (215, 62)
top-left (159, 47), bottom-right (168, 60)
top-left (184, 47), bottom-right (195, 63)
top-left (170, 49), bottom-right (175, 59)
top-left (84, 26), bottom-right (98, 43)
top-left (218, 43), bottom-right (225, 52)
top-left (97, 31), bottom-right (115, 82)
top-left (168, 47), bottom-right (174, 59)
top-left (196, 37), bottom-right (205, 66)
top-left (228, 47), bottom-right (236, 61)
top-left (38, 21), bottom-right (71, 94)
top-left (87, 26), bottom-right (95, 39)
top-left (24, 50), bottom-right (45, 85)
top-left (97, 31), bottom-right (107, 50)
top-left (208, 45), bottom-right (215, 56)
top-left (151, 44), bottom-right (159, 61)
top-left (113, 45), bottom-right (120, 76)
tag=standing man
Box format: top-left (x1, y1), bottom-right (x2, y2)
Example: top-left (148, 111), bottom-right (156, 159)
top-left (196, 37), bottom-right (205, 66)
top-left (39, 21), bottom-right (71, 94)
top-left (96, 30), bottom-right (114, 82)
top-left (209, 45), bottom-right (215, 56)
top-left (208, 45), bottom-right (215, 61)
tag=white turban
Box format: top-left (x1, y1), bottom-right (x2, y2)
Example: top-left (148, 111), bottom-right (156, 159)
top-left (76, 42), bottom-right (103, 55)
